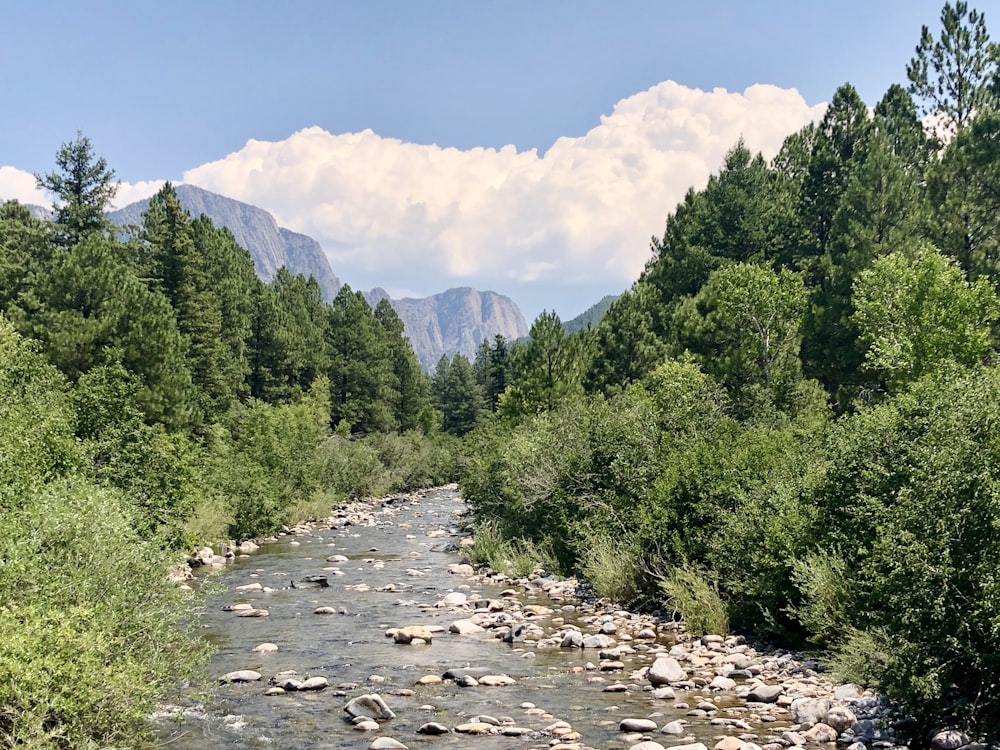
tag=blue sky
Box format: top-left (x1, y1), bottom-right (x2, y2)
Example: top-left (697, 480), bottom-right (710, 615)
top-left (0, 1), bottom-right (955, 320)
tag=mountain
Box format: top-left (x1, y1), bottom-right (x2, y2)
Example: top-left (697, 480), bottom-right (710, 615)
top-left (108, 184), bottom-right (341, 300)
top-left (366, 287), bottom-right (529, 371)
top-left (564, 294), bottom-right (618, 334)
top-left (109, 186), bottom-right (528, 369)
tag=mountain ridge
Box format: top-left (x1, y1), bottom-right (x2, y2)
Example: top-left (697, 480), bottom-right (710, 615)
top-left (107, 185), bottom-right (528, 369)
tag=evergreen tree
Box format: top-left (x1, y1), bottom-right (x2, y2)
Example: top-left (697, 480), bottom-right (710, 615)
top-left (326, 285), bottom-right (393, 433)
top-left (142, 184), bottom-right (227, 418)
top-left (500, 310), bottom-right (580, 416)
top-left (585, 287), bottom-right (666, 393)
top-left (432, 353), bottom-right (486, 435)
top-left (35, 132), bottom-right (118, 246)
top-left (473, 333), bottom-right (512, 410)
top-left (906, 1), bottom-right (998, 140)
top-left (191, 216), bottom-right (260, 404)
top-left (374, 298), bottom-right (432, 431)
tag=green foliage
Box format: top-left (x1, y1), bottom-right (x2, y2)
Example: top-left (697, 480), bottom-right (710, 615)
top-left (853, 243), bottom-right (998, 389)
top-left (0, 327), bottom-right (206, 747)
top-left (326, 285), bottom-right (393, 432)
top-left (0, 316), bottom-right (79, 499)
top-left (35, 131), bottom-right (117, 246)
top-left (466, 520), bottom-right (554, 579)
top-left (800, 366), bottom-right (1000, 738)
top-left (0, 481), bottom-right (209, 748)
top-left (674, 263), bottom-right (808, 416)
top-left (659, 567), bottom-right (730, 637)
top-left (73, 363), bottom-right (197, 545)
top-left (906, 1), bottom-right (998, 138)
top-left (432, 353), bottom-right (486, 435)
top-left (579, 533), bottom-right (641, 605)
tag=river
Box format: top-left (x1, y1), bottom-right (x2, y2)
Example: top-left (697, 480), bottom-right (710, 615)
top-left (152, 486), bottom-right (864, 750)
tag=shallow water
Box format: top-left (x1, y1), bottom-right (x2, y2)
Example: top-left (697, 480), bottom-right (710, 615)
top-left (153, 487), bottom-right (769, 749)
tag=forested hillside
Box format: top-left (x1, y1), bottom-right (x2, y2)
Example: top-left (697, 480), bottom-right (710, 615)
top-left (457, 3), bottom-right (1000, 742)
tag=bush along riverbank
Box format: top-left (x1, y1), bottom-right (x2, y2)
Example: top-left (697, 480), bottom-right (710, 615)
top-left (459, 360), bottom-right (1000, 748)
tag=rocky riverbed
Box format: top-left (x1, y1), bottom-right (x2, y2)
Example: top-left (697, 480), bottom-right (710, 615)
top-left (152, 485), bottom-right (947, 750)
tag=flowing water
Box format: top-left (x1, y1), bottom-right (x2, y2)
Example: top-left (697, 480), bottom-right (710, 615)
top-left (153, 487), bottom-right (773, 749)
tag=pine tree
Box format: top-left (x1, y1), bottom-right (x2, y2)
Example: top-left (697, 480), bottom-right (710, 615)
top-left (35, 132), bottom-right (118, 246)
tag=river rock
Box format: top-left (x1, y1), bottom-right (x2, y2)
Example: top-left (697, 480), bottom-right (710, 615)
top-left (823, 706), bottom-right (856, 733)
top-left (368, 738), bottom-right (408, 750)
top-left (449, 619), bottom-right (485, 635)
top-left (620, 718), bottom-right (659, 732)
top-left (583, 634), bottom-right (615, 649)
top-left (746, 684), bottom-right (783, 703)
top-left (291, 575), bottom-right (329, 589)
top-left (418, 722), bottom-right (450, 734)
top-left (455, 722), bottom-right (496, 734)
top-left (561, 630), bottom-right (584, 648)
top-left (314, 606), bottom-right (338, 615)
top-left (792, 697), bottom-right (833, 725)
top-left (478, 674), bottom-right (516, 686)
top-left (631, 743), bottom-right (667, 750)
top-left (709, 675), bottom-right (737, 691)
top-left (648, 657), bottom-right (687, 685)
top-left (801, 722), bottom-right (838, 743)
top-left (252, 642), bottom-right (278, 653)
top-left (236, 608), bottom-right (269, 617)
top-left (440, 591), bottom-right (468, 607)
top-left (442, 667), bottom-right (492, 680)
top-left (502, 623), bottom-right (527, 643)
top-left (456, 675), bottom-right (480, 687)
top-left (299, 676), bottom-right (329, 691)
top-left (344, 694), bottom-right (396, 721)
top-left (715, 738), bottom-right (747, 750)
top-left (668, 744), bottom-right (708, 750)
top-left (353, 720), bottom-right (380, 731)
top-left (661, 720), bottom-right (686, 734)
top-left (653, 686), bottom-right (677, 700)
top-left (220, 670), bottom-right (262, 683)
top-left (931, 730), bottom-right (970, 750)
top-left (393, 626), bottom-right (433, 644)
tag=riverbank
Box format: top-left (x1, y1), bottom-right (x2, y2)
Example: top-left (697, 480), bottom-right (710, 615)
top-left (157, 486), bottom-right (948, 750)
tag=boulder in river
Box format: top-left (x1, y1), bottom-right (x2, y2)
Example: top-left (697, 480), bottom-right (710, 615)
top-left (291, 575), bottom-right (329, 589)
top-left (647, 656), bottom-right (687, 685)
top-left (220, 670), bottom-right (262, 683)
top-left (746, 683), bottom-right (783, 703)
top-left (344, 694), bottom-right (396, 721)
top-left (392, 626), bottom-right (433, 644)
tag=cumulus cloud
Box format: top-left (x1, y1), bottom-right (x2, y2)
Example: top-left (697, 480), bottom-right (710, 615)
top-left (0, 165), bottom-right (162, 213)
top-left (183, 81), bottom-right (825, 290)
top-left (0, 166), bottom-right (47, 206)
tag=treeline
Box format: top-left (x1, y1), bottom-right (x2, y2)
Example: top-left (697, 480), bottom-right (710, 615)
top-left (0, 138), bottom-right (456, 746)
top-left (459, 2), bottom-right (1000, 742)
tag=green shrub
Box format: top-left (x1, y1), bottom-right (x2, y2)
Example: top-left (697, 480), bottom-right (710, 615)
top-left (659, 566), bottom-right (729, 636)
top-left (579, 533), bottom-right (641, 604)
top-left (0, 481), bottom-right (209, 748)
top-left (466, 520), bottom-right (554, 578)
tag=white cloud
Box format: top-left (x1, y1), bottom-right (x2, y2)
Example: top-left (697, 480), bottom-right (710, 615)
top-left (110, 180), bottom-right (165, 210)
top-left (0, 165), bottom-right (163, 214)
top-left (0, 166), bottom-right (47, 206)
top-left (185, 82), bottom-right (822, 289)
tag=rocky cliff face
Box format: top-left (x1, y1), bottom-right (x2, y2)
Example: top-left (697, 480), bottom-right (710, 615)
top-left (109, 184), bottom-right (341, 300)
top-left (366, 287), bottom-right (529, 371)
